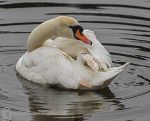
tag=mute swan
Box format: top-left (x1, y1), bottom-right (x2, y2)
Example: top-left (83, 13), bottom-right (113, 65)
top-left (16, 16), bottom-right (129, 89)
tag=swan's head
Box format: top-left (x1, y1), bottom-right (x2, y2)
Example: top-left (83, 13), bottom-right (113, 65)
top-left (55, 16), bottom-right (92, 45)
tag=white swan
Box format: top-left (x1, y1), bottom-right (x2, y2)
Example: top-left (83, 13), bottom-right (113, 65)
top-left (16, 16), bottom-right (129, 89)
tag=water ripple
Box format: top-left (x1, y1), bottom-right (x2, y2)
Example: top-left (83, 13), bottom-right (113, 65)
top-left (0, 2), bottom-right (150, 10)
top-left (80, 21), bottom-right (150, 28)
top-left (104, 43), bottom-right (150, 52)
top-left (46, 12), bottom-right (150, 21)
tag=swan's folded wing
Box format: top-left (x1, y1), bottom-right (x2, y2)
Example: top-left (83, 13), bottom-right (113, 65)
top-left (83, 30), bottom-right (112, 68)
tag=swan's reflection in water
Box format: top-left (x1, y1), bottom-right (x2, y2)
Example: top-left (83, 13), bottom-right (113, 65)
top-left (17, 74), bottom-right (124, 121)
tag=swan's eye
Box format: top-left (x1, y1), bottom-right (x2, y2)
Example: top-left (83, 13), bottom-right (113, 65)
top-left (69, 25), bottom-right (83, 34)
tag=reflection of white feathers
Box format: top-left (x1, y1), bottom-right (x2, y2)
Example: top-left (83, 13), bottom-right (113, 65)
top-left (19, 77), bottom-right (112, 116)
top-left (16, 29), bottom-right (129, 89)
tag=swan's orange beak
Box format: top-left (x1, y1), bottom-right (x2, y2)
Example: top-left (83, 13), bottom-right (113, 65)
top-left (75, 29), bottom-right (92, 45)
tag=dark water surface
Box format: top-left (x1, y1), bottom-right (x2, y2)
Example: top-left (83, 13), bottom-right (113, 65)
top-left (0, 0), bottom-right (150, 121)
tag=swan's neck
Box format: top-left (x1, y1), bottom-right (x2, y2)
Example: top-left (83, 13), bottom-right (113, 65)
top-left (27, 19), bottom-right (58, 52)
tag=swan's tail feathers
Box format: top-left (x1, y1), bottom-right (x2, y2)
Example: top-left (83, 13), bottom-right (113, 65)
top-left (91, 62), bottom-right (130, 87)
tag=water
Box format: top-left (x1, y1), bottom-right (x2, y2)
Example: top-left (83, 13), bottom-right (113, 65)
top-left (0, 0), bottom-right (150, 121)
